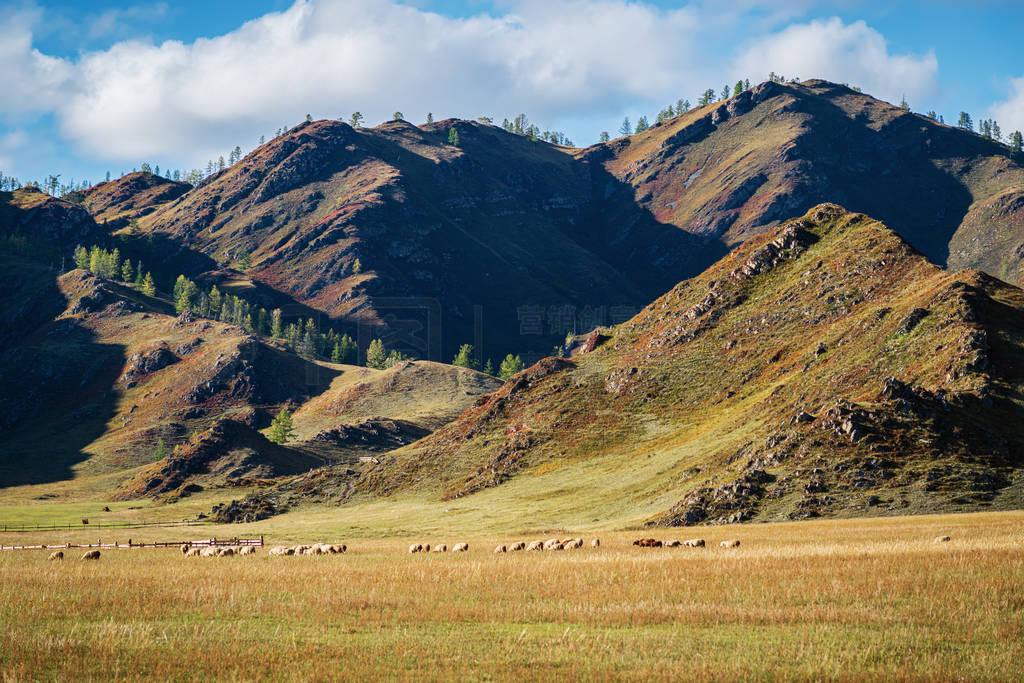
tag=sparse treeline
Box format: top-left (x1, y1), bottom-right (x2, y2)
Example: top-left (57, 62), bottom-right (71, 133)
top-left (450, 343), bottom-right (524, 380)
top-left (494, 114), bottom-right (574, 147)
top-left (599, 73), bottom-right (1024, 153)
top-left (73, 245), bottom-right (156, 296)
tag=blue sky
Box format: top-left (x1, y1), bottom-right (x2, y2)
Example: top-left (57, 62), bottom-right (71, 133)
top-left (2, 0), bottom-right (1023, 186)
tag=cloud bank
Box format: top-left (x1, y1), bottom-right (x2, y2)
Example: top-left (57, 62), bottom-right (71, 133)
top-left (990, 76), bottom-right (1024, 136)
top-left (0, 0), bottom-right (944, 172)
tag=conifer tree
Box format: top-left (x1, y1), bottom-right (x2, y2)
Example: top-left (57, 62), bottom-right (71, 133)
top-left (268, 409), bottom-right (295, 444)
top-left (499, 354), bottom-right (525, 380)
top-left (349, 112), bottom-right (364, 127)
top-left (599, 131), bottom-right (610, 143)
top-left (352, 258), bottom-right (362, 275)
top-left (270, 309), bottom-right (282, 338)
top-left (108, 248), bottom-right (121, 279)
top-left (483, 358), bottom-right (494, 376)
top-left (957, 112), bottom-right (973, 130)
top-left (618, 117), bottom-right (632, 136)
top-left (88, 246), bottom-right (103, 273)
top-left (1012, 131), bottom-right (1023, 152)
top-left (733, 80), bottom-right (744, 96)
top-left (452, 344), bottom-right (477, 369)
top-left (448, 127), bottom-right (460, 146)
top-left (141, 272), bottom-right (156, 296)
top-left (385, 349), bottom-right (408, 368)
top-left (121, 259), bottom-right (134, 283)
top-left (238, 248), bottom-right (251, 271)
top-left (257, 308), bottom-right (269, 335)
top-left (73, 245), bottom-right (89, 270)
top-left (634, 116), bottom-right (649, 133)
top-left (366, 338), bottom-right (387, 369)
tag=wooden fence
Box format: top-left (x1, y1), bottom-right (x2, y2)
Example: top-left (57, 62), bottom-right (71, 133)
top-left (0, 520), bottom-right (207, 533)
top-left (0, 536), bottom-right (264, 551)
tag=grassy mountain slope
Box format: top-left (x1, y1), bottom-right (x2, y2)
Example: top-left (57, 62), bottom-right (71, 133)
top-left (123, 80), bottom-right (1024, 365)
top-left (0, 249), bottom-right (502, 497)
top-left (82, 172), bottom-right (191, 226)
top-left (357, 205), bottom-right (1024, 526)
top-left (135, 118), bottom-right (687, 360)
top-left (597, 79), bottom-right (1024, 282)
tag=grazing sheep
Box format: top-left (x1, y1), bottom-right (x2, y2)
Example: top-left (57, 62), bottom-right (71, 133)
top-left (684, 538), bottom-right (706, 548)
top-left (268, 546), bottom-right (293, 556)
top-left (432, 544), bottom-right (447, 553)
top-left (186, 547), bottom-right (203, 557)
top-left (494, 544), bottom-right (507, 553)
top-left (81, 550), bottom-right (100, 560)
top-left (332, 544), bottom-right (347, 554)
top-left (591, 538), bottom-right (600, 548)
top-left (935, 535), bottom-right (951, 543)
top-left (238, 546), bottom-right (257, 555)
top-left (409, 543), bottom-right (423, 554)
top-left (422, 544), bottom-right (431, 553)
top-left (292, 545), bottom-right (311, 555)
top-left (720, 540), bottom-right (740, 548)
top-left (633, 538), bottom-right (662, 548)
top-left (510, 542), bottom-right (526, 551)
top-left (200, 547), bottom-right (218, 557)
top-left (48, 551), bottom-right (64, 561)
top-left (179, 544), bottom-right (191, 554)
top-left (217, 547), bottom-right (235, 557)
top-left (664, 540), bottom-right (681, 548)
top-left (562, 538), bottom-right (584, 550)
top-left (526, 540), bottom-right (544, 551)
top-left (561, 537), bottom-right (575, 545)
top-left (543, 539), bottom-right (562, 550)
top-left (452, 543), bottom-right (469, 553)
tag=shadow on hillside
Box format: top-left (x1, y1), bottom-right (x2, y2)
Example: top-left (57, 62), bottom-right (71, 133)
top-left (0, 262), bottom-right (125, 488)
top-left (770, 95), bottom-right (976, 268)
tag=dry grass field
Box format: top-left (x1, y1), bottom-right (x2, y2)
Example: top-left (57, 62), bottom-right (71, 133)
top-left (1, 510), bottom-right (1021, 680)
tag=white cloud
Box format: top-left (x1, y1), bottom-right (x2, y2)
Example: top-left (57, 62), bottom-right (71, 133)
top-left (0, 6), bottom-right (73, 114)
top-left (990, 76), bottom-right (1024, 136)
top-left (732, 17), bottom-right (938, 106)
top-left (0, 1), bottom-right (947, 172)
top-left (56, 0), bottom-right (710, 165)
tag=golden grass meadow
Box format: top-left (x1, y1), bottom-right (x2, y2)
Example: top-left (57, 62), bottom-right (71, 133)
top-left (1, 510), bottom-right (1022, 680)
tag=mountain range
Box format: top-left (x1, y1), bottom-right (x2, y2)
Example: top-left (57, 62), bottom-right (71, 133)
top-left (1, 79), bottom-right (1022, 525)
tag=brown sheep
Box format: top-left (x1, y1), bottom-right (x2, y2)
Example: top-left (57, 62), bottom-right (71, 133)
top-left (720, 540), bottom-right (740, 548)
top-left (180, 544), bottom-right (191, 554)
top-left (494, 544), bottom-right (507, 553)
top-left (633, 539), bottom-right (662, 548)
top-left (409, 543), bottom-right (423, 554)
top-left (48, 551), bottom-right (64, 561)
top-left (562, 538), bottom-right (584, 550)
top-left (591, 538), bottom-right (600, 548)
top-left (510, 542), bottom-right (526, 551)
top-left (561, 537), bottom-right (575, 545)
top-left (684, 538), bottom-right (705, 548)
top-left (81, 550), bottom-right (100, 560)
top-left (452, 543), bottom-right (469, 553)
top-left (526, 540), bottom-right (544, 551)
top-left (432, 544), bottom-right (447, 553)
top-left (935, 535), bottom-right (951, 543)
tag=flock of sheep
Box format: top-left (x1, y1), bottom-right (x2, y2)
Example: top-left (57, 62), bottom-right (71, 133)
top-left (181, 544), bottom-right (261, 557)
top-left (267, 543), bottom-right (347, 556)
top-left (38, 535), bottom-right (955, 561)
top-left (413, 537), bottom-right (599, 553)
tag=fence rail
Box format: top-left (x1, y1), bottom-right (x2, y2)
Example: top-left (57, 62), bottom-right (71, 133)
top-left (0, 520), bottom-right (208, 533)
top-left (1, 536), bottom-right (264, 551)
